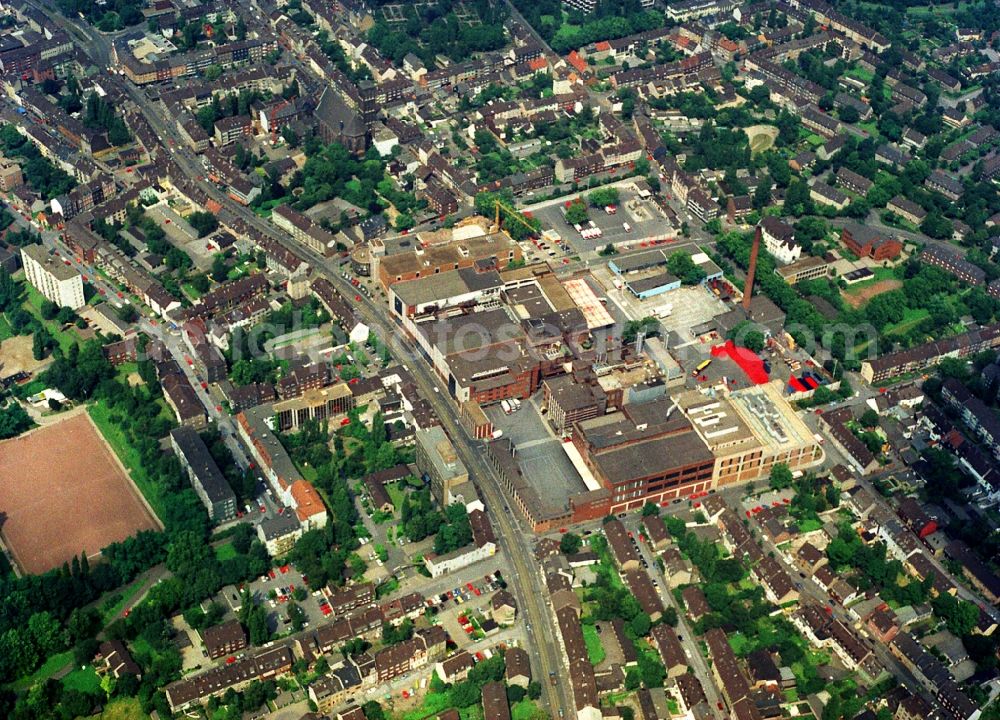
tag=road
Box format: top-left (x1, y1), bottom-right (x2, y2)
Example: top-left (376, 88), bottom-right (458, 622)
top-left (738, 496), bottom-right (938, 706)
top-left (628, 522), bottom-right (725, 719)
top-left (30, 5), bottom-right (574, 713)
top-left (321, 273), bottom-right (576, 716)
top-left (503, 0), bottom-right (557, 61)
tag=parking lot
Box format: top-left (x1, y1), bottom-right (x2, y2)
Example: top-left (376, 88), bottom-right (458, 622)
top-left (484, 397), bottom-right (587, 514)
top-left (241, 564), bottom-right (330, 632)
top-left (591, 268), bottom-right (730, 339)
top-left (529, 186), bottom-right (675, 255)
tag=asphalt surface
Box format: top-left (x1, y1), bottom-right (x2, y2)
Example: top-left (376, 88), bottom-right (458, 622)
top-left (33, 4), bottom-right (990, 714)
top-left (27, 5), bottom-right (575, 710)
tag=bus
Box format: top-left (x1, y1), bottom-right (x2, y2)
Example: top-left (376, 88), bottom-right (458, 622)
top-left (692, 359), bottom-right (712, 376)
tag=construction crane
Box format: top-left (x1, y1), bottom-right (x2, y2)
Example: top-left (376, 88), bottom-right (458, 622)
top-left (491, 198), bottom-right (539, 239)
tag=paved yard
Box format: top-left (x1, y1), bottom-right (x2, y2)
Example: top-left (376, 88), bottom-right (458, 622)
top-left (485, 397), bottom-right (586, 513)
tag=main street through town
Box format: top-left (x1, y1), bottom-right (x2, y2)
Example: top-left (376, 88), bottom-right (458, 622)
top-left (29, 4), bottom-right (576, 714)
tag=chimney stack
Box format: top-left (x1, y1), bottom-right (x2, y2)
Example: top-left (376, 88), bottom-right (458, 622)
top-left (742, 226), bottom-right (761, 313)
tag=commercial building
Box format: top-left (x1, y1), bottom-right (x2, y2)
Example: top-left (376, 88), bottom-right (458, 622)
top-left (542, 374), bottom-right (608, 436)
top-left (608, 243), bottom-right (723, 299)
top-left (273, 383), bottom-right (355, 432)
top-left (678, 383), bottom-right (823, 488)
top-left (377, 229), bottom-right (520, 292)
top-left (563, 386), bottom-right (821, 518)
top-left (774, 256), bottom-right (830, 284)
top-left (20, 243), bottom-right (85, 309)
top-left (571, 397), bottom-right (717, 511)
top-left (415, 426), bottom-right (470, 507)
top-left (170, 426), bottom-right (237, 522)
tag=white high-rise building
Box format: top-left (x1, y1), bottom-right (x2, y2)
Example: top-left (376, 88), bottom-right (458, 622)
top-left (20, 243), bottom-right (85, 309)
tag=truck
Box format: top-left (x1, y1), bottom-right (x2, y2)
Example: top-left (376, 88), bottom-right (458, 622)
top-left (623, 222), bottom-right (632, 232)
top-left (692, 359), bottom-right (712, 376)
top-left (500, 399), bottom-right (512, 414)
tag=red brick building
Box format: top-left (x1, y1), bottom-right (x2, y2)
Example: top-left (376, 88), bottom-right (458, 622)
top-left (841, 224), bottom-right (902, 261)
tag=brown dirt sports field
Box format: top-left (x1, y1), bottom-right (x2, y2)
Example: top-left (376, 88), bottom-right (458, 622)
top-left (0, 411), bottom-right (160, 574)
top-left (841, 279), bottom-right (903, 309)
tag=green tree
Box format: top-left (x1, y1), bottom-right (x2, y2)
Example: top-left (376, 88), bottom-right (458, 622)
top-left (187, 211), bottom-right (219, 238)
top-left (565, 200), bottom-right (589, 225)
top-left (667, 251), bottom-right (706, 285)
top-left (210, 254), bottom-right (228, 283)
top-left (629, 612), bottom-right (651, 637)
top-left (769, 463), bottom-right (793, 490)
top-left (588, 187), bottom-right (620, 207)
top-left (560, 533), bottom-right (582, 555)
top-left (859, 408), bottom-right (879, 428)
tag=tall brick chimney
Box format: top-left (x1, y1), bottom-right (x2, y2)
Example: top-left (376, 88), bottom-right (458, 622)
top-left (742, 226), bottom-right (762, 313)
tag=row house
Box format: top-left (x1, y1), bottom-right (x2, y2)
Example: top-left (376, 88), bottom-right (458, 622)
top-left (920, 246), bottom-right (985, 286)
top-left (374, 627), bottom-right (447, 683)
top-left (836, 167), bottom-right (874, 195)
top-left (924, 170), bottom-right (964, 201)
top-left (861, 321), bottom-right (1000, 383)
top-left (273, 205), bottom-right (338, 257)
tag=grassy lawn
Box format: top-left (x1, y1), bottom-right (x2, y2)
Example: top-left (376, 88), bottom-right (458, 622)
top-left (88, 399), bottom-right (167, 522)
top-left (799, 518), bottom-right (823, 533)
top-left (181, 283), bottom-right (203, 301)
top-left (843, 266), bottom-right (900, 294)
top-left (804, 133), bottom-right (826, 147)
top-left (728, 631), bottom-right (751, 655)
top-left (297, 462), bottom-right (318, 483)
top-left (62, 665), bottom-right (101, 694)
top-left (215, 541), bottom-right (238, 562)
top-left (885, 307), bottom-right (930, 336)
top-left (511, 700), bottom-right (550, 720)
top-left (0, 314), bottom-right (12, 341)
top-left (858, 120), bottom-right (878, 136)
top-left (399, 690), bottom-right (453, 720)
top-left (386, 481), bottom-right (408, 510)
top-left (88, 698), bottom-right (149, 720)
top-left (904, 1), bottom-right (971, 16)
top-left (9, 650), bottom-right (74, 690)
top-left (846, 67), bottom-right (874, 84)
top-left (582, 622), bottom-right (606, 665)
top-left (23, 285), bottom-right (77, 354)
